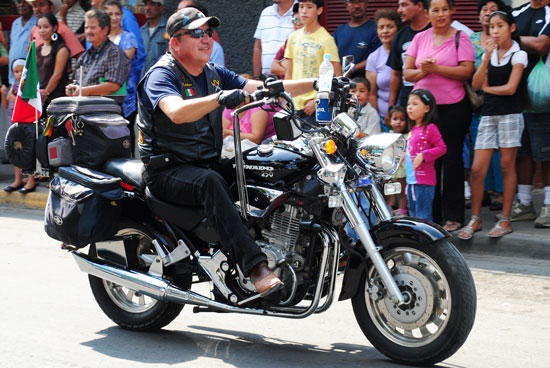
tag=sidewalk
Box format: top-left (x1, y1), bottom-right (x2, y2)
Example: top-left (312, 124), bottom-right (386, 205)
top-left (453, 188), bottom-right (549, 260)
top-left (1, 163), bottom-right (549, 260)
top-left (0, 164), bottom-right (49, 210)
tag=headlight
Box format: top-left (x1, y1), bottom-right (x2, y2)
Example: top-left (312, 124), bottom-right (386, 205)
top-left (356, 133), bottom-right (406, 179)
top-left (331, 113), bottom-right (359, 138)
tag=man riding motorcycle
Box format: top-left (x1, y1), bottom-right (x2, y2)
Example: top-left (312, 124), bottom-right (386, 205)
top-left (137, 8), bottom-right (315, 297)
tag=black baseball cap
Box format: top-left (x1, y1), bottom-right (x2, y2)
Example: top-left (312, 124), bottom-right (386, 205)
top-left (167, 8), bottom-right (220, 38)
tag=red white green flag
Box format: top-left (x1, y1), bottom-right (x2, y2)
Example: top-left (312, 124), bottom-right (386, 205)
top-left (11, 41), bottom-right (42, 123)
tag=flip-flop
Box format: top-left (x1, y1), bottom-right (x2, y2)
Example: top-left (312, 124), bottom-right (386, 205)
top-left (488, 218), bottom-right (513, 238)
top-left (443, 220), bottom-right (462, 232)
top-left (457, 215), bottom-right (482, 240)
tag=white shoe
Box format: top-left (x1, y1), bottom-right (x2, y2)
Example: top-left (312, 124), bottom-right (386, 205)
top-left (534, 205), bottom-right (550, 228)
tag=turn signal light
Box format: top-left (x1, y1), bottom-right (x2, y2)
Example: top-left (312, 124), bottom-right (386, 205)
top-left (325, 140), bottom-right (337, 155)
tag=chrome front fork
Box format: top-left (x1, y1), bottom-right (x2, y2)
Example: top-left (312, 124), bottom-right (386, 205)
top-left (339, 183), bottom-right (406, 305)
top-left (309, 136), bottom-right (406, 306)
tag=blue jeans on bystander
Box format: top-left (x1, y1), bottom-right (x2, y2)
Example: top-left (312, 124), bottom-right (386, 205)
top-left (407, 184), bottom-right (436, 221)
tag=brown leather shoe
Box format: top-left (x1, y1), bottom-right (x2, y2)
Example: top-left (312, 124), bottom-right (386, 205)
top-left (250, 262), bottom-right (283, 295)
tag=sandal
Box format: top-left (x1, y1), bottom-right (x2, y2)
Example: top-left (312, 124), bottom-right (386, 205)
top-left (443, 220), bottom-right (462, 232)
top-left (488, 217), bottom-right (513, 238)
top-left (457, 215), bottom-right (482, 240)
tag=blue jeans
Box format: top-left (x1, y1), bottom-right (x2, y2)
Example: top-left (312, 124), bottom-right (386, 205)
top-left (407, 184), bottom-right (435, 221)
top-left (345, 193), bottom-right (375, 242)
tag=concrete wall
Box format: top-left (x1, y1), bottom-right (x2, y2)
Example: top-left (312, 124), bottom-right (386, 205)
top-left (163, 0), bottom-right (271, 75)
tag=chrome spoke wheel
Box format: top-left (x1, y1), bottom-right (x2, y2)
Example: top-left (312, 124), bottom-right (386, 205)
top-left (100, 225), bottom-right (158, 314)
top-left (103, 281), bottom-right (159, 313)
top-left (365, 247), bottom-right (451, 347)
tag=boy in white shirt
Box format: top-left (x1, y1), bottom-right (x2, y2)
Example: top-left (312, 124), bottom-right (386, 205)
top-left (349, 76), bottom-right (381, 138)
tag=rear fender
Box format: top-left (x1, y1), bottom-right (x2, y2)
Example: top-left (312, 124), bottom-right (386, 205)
top-left (338, 218), bottom-right (449, 301)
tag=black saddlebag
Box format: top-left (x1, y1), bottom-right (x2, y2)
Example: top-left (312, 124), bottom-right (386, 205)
top-left (71, 113), bottom-right (131, 169)
top-left (46, 97), bottom-right (131, 169)
top-left (45, 166), bottom-right (124, 248)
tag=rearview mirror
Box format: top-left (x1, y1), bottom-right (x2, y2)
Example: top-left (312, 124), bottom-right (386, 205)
top-left (342, 55), bottom-right (355, 78)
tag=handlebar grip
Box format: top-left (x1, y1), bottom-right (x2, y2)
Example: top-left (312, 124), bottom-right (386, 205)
top-left (250, 79), bottom-right (285, 102)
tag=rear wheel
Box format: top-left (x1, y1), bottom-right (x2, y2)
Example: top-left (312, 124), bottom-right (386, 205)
top-left (88, 220), bottom-right (190, 331)
top-left (352, 239), bottom-right (476, 366)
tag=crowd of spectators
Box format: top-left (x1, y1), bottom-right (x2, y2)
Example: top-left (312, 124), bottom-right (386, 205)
top-left (0, 0), bottom-right (549, 231)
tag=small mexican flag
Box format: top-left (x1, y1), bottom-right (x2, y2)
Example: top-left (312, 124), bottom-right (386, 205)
top-left (12, 41), bottom-right (42, 123)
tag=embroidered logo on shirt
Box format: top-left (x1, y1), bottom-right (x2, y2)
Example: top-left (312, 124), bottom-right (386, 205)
top-left (357, 41), bottom-right (368, 49)
top-left (211, 79), bottom-right (220, 87)
top-left (185, 88), bottom-right (195, 97)
top-left (182, 82), bottom-right (193, 87)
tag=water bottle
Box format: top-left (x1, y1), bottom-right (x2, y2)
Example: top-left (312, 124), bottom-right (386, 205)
top-left (316, 54), bottom-right (333, 123)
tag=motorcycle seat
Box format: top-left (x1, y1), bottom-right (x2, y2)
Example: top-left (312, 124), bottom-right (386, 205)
top-left (104, 158), bottom-right (145, 190)
top-left (144, 187), bottom-right (205, 231)
top-left (145, 188), bottom-right (219, 242)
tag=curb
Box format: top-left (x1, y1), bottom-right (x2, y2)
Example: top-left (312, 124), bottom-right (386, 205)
top-left (452, 231), bottom-right (550, 261)
top-left (0, 189), bottom-right (48, 210)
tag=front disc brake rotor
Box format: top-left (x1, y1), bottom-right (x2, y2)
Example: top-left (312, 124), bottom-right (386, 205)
top-left (378, 265), bottom-right (435, 329)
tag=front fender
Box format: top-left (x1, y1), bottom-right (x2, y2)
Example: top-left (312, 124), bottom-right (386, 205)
top-left (338, 218), bottom-right (450, 301)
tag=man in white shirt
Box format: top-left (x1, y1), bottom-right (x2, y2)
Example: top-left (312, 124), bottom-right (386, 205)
top-left (253, 0), bottom-right (296, 79)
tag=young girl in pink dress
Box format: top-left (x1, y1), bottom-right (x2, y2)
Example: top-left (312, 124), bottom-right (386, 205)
top-left (405, 89), bottom-right (447, 221)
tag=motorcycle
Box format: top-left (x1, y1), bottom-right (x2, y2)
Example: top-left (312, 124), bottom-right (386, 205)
top-left (46, 60), bottom-right (476, 366)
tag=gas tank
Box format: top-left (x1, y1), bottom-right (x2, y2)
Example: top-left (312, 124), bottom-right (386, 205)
top-left (241, 139), bottom-right (317, 186)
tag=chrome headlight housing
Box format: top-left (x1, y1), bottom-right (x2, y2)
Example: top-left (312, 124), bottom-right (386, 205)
top-left (331, 113), bottom-right (359, 139)
top-left (356, 133), bottom-right (406, 180)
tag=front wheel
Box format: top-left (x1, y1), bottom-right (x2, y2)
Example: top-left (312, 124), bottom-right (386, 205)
top-left (352, 239), bottom-right (476, 366)
top-left (88, 220), bottom-right (191, 331)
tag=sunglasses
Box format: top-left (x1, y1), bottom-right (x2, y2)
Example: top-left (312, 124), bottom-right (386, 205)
top-left (177, 28), bottom-right (214, 39)
top-left (292, 17), bottom-right (303, 25)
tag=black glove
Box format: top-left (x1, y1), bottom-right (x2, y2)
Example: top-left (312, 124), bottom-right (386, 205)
top-left (216, 89), bottom-right (248, 109)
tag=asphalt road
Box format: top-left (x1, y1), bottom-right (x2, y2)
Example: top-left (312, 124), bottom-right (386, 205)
top-left (1, 207), bottom-right (549, 368)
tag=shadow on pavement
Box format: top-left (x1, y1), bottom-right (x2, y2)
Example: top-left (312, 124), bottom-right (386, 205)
top-left (81, 325), bottom-right (418, 367)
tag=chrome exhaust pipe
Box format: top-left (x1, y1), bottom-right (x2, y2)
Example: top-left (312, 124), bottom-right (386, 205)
top-left (72, 226), bottom-right (332, 319)
top-left (72, 250), bottom-right (238, 311)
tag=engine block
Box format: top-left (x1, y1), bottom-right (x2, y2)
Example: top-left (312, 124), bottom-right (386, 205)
top-left (262, 204), bottom-right (302, 251)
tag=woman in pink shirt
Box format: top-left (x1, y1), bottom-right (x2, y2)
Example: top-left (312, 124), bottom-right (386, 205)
top-left (403, 0), bottom-right (475, 231)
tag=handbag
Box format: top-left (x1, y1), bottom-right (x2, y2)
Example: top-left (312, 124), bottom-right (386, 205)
top-left (455, 31), bottom-right (483, 112)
